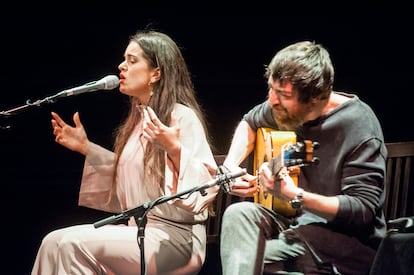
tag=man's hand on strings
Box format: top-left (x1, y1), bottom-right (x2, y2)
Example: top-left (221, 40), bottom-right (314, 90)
top-left (259, 163), bottom-right (297, 200)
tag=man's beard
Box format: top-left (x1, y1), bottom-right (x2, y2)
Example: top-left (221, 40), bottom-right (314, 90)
top-left (273, 107), bottom-right (307, 131)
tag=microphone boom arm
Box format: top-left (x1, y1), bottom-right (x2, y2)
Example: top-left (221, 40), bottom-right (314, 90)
top-left (0, 75), bottom-right (119, 118)
top-left (93, 167), bottom-right (246, 228)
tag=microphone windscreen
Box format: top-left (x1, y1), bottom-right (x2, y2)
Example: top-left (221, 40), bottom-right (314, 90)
top-left (100, 75), bottom-right (119, 90)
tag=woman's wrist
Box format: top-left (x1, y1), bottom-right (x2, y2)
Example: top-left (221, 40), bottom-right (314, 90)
top-left (80, 140), bottom-right (90, 155)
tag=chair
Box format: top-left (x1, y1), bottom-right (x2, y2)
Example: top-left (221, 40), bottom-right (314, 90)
top-left (205, 155), bottom-right (234, 244)
top-left (383, 141), bottom-right (414, 220)
top-left (206, 154), bottom-right (251, 244)
top-left (369, 141), bottom-right (414, 275)
top-left (200, 154), bottom-right (249, 275)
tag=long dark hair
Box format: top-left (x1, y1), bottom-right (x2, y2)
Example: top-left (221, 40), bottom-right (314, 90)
top-left (111, 30), bottom-right (210, 197)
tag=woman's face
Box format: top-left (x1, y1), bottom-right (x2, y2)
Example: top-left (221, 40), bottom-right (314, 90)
top-left (118, 41), bottom-right (159, 103)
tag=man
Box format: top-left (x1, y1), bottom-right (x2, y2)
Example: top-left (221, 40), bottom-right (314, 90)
top-left (220, 41), bottom-right (387, 275)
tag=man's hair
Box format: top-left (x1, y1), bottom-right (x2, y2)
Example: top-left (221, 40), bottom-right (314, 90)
top-left (265, 41), bottom-right (334, 103)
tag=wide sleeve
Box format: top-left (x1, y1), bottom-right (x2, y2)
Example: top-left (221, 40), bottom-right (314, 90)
top-left (164, 104), bottom-right (219, 214)
top-left (78, 142), bottom-right (123, 213)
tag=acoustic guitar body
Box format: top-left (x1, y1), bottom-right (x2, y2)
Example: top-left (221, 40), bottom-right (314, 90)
top-left (253, 128), bottom-right (300, 217)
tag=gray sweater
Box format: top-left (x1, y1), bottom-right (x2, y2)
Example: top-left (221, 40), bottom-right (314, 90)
top-left (243, 91), bottom-right (387, 271)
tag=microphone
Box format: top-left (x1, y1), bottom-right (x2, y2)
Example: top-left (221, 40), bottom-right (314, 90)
top-left (216, 166), bottom-right (246, 193)
top-left (199, 167), bottom-right (246, 195)
top-left (217, 168), bottom-right (246, 181)
top-left (54, 75), bottom-right (119, 99)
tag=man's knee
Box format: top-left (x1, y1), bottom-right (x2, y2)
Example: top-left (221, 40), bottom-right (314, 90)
top-left (223, 201), bottom-right (256, 225)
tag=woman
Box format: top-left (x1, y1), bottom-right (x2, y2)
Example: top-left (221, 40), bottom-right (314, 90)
top-left (31, 30), bottom-right (218, 275)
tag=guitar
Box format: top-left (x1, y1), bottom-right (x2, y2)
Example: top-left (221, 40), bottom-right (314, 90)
top-left (253, 128), bottom-right (319, 217)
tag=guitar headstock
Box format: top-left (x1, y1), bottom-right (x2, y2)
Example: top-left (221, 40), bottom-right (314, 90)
top-left (269, 140), bottom-right (319, 176)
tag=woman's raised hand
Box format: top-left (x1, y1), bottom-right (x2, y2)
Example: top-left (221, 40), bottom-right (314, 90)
top-left (51, 111), bottom-right (89, 155)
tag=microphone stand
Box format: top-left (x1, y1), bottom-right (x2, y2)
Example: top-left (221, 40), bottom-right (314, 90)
top-left (0, 93), bottom-right (61, 130)
top-left (1, 75), bottom-right (118, 130)
top-left (93, 167), bottom-right (246, 275)
top-left (1, 94), bottom-right (61, 116)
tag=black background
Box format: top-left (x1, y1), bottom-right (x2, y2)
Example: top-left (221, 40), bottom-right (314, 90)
top-left (1, 3), bottom-right (413, 274)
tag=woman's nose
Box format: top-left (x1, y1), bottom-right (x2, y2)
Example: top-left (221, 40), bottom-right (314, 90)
top-left (118, 61), bottom-right (126, 71)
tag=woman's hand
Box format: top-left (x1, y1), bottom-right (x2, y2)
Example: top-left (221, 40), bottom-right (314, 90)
top-left (51, 111), bottom-right (89, 155)
top-left (142, 106), bottom-right (180, 156)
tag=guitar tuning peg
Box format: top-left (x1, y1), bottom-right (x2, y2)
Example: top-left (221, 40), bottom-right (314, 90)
top-left (312, 142), bottom-right (320, 150)
top-left (312, 157), bottom-right (320, 165)
top-left (293, 142), bottom-right (305, 152)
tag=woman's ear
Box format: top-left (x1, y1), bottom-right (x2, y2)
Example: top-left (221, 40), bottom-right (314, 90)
top-left (151, 67), bottom-right (161, 83)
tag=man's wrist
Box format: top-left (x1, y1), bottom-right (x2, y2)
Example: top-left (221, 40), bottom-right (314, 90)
top-left (289, 188), bottom-right (304, 209)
